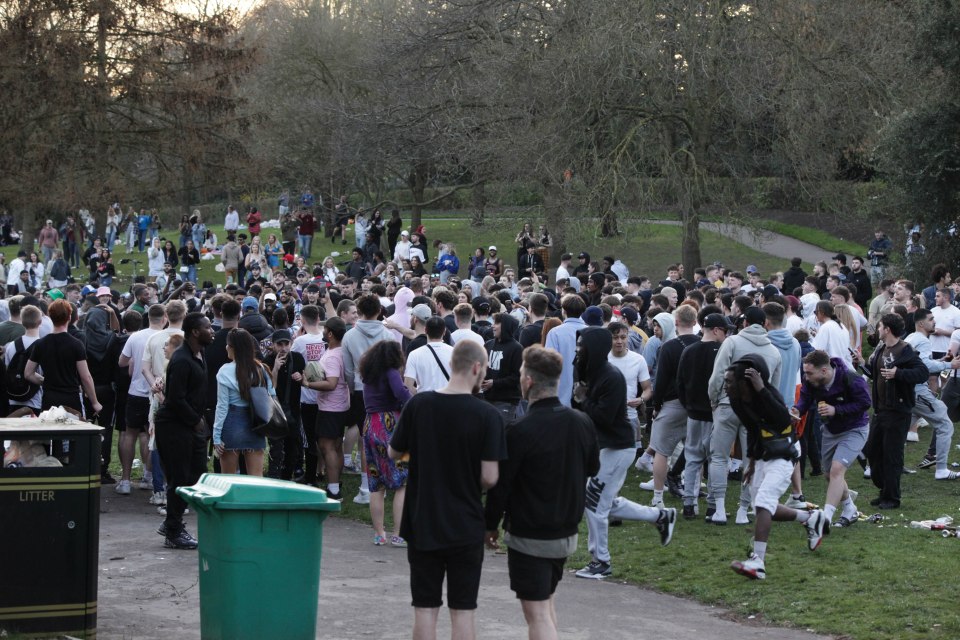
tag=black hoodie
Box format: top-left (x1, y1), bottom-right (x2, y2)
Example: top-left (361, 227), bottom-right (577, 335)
top-left (727, 354), bottom-right (795, 461)
top-left (574, 327), bottom-right (634, 449)
top-left (483, 313), bottom-right (523, 403)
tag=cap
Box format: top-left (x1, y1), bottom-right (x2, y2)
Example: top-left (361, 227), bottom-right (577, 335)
top-left (411, 304), bottom-right (433, 322)
top-left (762, 284), bottom-right (780, 299)
top-left (488, 245), bottom-right (497, 251)
top-left (401, 230), bottom-right (409, 236)
top-left (581, 306), bottom-right (603, 327)
top-left (578, 252), bottom-right (588, 259)
top-left (785, 295), bottom-right (801, 312)
top-left (251, 263), bottom-right (261, 271)
top-left (620, 306), bottom-right (639, 325)
top-left (284, 254), bottom-right (295, 263)
top-left (96, 286), bottom-right (112, 297)
top-left (703, 313), bottom-right (734, 330)
top-left (472, 296), bottom-right (492, 314)
top-left (242, 296), bottom-right (259, 310)
top-left (263, 293), bottom-right (277, 301)
top-left (297, 271), bottom-right (308, 277)
top-left (270, 329), bottom-right (292, 343)
top-left (743, 306), bottom-right (766, 326)
top-left (746, 264), bottom-right (758, 274)
top-left (48, 289), bottom-right (64, 300)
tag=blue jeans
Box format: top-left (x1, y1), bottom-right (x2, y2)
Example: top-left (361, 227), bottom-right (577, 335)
top-left (100, 275), bottom-right (113, 287)
top-left (105, 229), bottom-right (117, 249)
top-left (298, 234), bottom-right (313, 259)
top-left (137, 229), bottom-right (147, 252)
top-left (186, 265), bottom-right (197, 283)
top-left (179, 234), bottom-right (190, 249)
top-left (151, 448), bottom-right (166, 493)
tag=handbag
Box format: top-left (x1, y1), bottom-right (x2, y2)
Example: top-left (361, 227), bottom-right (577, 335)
top-left (249, 366), bottom-right (289, 438)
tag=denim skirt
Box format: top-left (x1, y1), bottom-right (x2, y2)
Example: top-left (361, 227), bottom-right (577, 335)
top-left (222, 405), bottom-right (266, 452)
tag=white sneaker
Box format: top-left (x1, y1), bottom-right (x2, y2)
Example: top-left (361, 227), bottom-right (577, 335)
top-left (353, 489), bottom-right (371, 505)
top-left (639, 478), bottom-right (655, 491)
top-left (906, 431), bottom-right (919, 443)
top-left (784, 495), bottom-right (808, 509)
top-left (731, 553), bottom-right (766, 580)
top-left (115, 480), bottom-right (132, 495)
top-left (650, 498), bottom-right (664, 508)
top-left (635, 456), bottom-right (653, 473)
top-left (863, 465), bottom-right (871, 479)
top-left (149, 491), bottom-right (166, 506)
top-left (139, 473), bottom-right (153, 490)
top-left (735, 506), bottom-right (751, 525)
top-left (916, 418), bottom-right (929, 428)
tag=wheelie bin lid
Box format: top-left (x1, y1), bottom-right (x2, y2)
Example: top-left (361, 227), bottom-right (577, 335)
top-left (177, 473), bottom-right (341, 511)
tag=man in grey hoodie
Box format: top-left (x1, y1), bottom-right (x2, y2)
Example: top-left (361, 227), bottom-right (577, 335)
top-left (341, 293), bottom-right (397, 504)
top-left (707, 306), bottom-right (782, 525)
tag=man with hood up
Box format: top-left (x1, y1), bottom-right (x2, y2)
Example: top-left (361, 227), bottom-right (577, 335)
top-left (342, 293), bottom-right (397, 504)
top-left (706, 306), bottom-right (782, 525)
top-left (480, 312), bottom-right (523, 420)
top-left (572, 326), bottom-right (676, 580)
top-left (726, 354), bottom-right (830, 581)
top-left (238, 296), bottom-right (273, 343)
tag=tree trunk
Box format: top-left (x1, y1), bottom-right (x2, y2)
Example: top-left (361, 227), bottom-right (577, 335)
top-left (680, 206), bottom-right (702, 272)
top-left (599, 208), bottom-right (619, 237)
top-left (408, 162), bottom-right (427, 230)
top-left (470, 181), bottom-right (486, 227)
top-left (544, 182), bottom-right (567, 267)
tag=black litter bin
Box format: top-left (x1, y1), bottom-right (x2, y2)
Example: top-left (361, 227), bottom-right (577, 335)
top-left (0, 418), bottom-right (103, 639)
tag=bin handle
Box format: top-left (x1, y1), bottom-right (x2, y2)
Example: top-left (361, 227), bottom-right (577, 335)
top-left (214, 502), bottom-right (341, 511)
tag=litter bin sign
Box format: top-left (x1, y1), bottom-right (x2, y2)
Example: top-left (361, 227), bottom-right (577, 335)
top-left (178, 473), bottom-right (341, 640)
top-left (0, 418), bottom-right (103, 639)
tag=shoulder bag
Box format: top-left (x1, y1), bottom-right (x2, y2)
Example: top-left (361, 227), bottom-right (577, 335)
top-left (249, 364), bottom-right (289, 438)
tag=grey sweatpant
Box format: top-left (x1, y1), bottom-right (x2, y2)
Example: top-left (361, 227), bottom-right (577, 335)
top-left (584, 447), bottom-right (660, 563)
top-left (913, 386), bottom-right (954, 471)
top-left (683, 418), bottom-right (712, 508)
top-left (708, 403), bottom-right (752, 514)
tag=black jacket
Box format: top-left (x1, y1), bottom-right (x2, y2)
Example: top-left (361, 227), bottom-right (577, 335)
top-left (676, 340), bottom-right (722, 421)
top-left (868, 340), bottom-right (928, 413)
top-left (484, 397), bottom-right (599, 539)
top-left (155, 343), bottom-right (207, 429)
top-left (848, 269), bottom-right (873, 309)
top-left (483, 313), bottom-right (523, 403)
top-left (652, 333), bottom-right (700, 409)
top-left (727, 355), bottom-right (795, 461)
top-left (574, 327), bottom-right (634, 449)
top-left (518, 319), bottom-right (545, 349)
top-left (238, 311), bottom-right (273, 341)
top-left (782, 266), bottom-right (807, 294)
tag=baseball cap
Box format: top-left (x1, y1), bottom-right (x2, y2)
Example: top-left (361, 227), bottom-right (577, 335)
top-left (703, 313), bottom-right (734, 330)
top-left (297, 271), bottom-right (308, 278)
top-left (578, 252), bottom-right (588, 259)
top-left (241, 296), bottom-right (259, 310)
top-left (472, 296), bottom-right (492, 314)
top-left (488, 245), bottom-right (497, 251)
top-left (582, 306), bottom-right (603, 327)
top-left (271, 329), bottom-right (292, 344)
top-left (743, 306), bottom-right (766, 326)
top-left (48, 289), bottom-right (64, 300)
top-left (620, 306), bottom-right (639, 325)
top-left (762, 284), bottom-right (780, 299)
top-left (785, 295), bottom-right (801, 312)
top-left (251, 264), bottom-right (261, 271)
top-left (263, 293), bottom-right (277, 302)
top-left (283, 254), bottom-right (295, 263)
top-left (746, 264), bottom-right (758, 274)
top-left (401, 230), bottom-right (409, 236)
top-left (96, 286), bottom-right (112, 297)
top-left (411, 304), bottom-right (433, 322)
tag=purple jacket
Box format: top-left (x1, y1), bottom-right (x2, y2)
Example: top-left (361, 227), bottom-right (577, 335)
top-left (795, 357), bottom-right (871, 434)
top-left (362, 369), bottom-right (412, 414)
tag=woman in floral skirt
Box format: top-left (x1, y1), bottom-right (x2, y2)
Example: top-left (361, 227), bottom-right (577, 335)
top-left (358, 339), bottom-right (411, 546)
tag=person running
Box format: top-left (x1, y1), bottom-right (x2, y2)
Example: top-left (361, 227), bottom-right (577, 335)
top-left (484, 345), bottom-right (600, 638)
top-left (388, 341), bottom-right (507, 640)
top-left (726, 355), bottom-right (829, 581)
top-left (574, 327), bottom-right (676, 580)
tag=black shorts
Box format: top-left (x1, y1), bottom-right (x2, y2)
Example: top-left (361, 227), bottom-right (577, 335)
top-left (123, 395), bottom-right (151, 432)
top-left (408, 544), bottom-right (484, 610)
top-left (348, 391), bottom-right (366, 428)
top-left (507, 548), bottom-right (566, 601)
top-left (316, 410), bottom-right (349, 439)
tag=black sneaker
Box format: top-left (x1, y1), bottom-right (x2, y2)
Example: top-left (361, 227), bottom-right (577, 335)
top-left (917, 455), bottom-right (937, 469)
top-left (666, 474), bottom-right (684, 498)
top-left (575, 560), bottom-right (612, 579)
top-left (156, 522), bottom-right (168, 537)
top-left (657, 508), bottom-right (677, 546)
top-left (164, 529), bottom-right (199, 550)
top-left (326, 489), bottom-right (343, 501)
top-left (100, 471), bottom-right (117, 485)
top-left (682, 505), bottom-right (697, 519)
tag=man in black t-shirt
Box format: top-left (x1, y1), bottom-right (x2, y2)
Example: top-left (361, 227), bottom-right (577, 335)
top-left (389, 340), bottom-right (507, 639)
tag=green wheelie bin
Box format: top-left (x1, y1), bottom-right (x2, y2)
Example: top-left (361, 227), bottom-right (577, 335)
top-left (177, 473), bottom-right (341, 640)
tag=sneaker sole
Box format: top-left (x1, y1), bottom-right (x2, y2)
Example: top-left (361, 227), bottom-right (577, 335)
top-left (730, 561), bottom-right (765, 580)
top-left (163, 540), bottom-right (198, 550)
top-left (574, 571), bottom-right (610, 580)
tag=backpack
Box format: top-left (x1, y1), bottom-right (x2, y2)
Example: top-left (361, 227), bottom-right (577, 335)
top-left (6, 338), bottom-right (40, 402)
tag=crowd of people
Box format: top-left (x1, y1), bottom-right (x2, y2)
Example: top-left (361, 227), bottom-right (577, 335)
top-left (2, 202), bottom-right (960, 639)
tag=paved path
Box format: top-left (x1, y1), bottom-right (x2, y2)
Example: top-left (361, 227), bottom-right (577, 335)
top-left (95, 492), bottom-right (831, 639)
top-left (649, 219), bottom-right (832, 265)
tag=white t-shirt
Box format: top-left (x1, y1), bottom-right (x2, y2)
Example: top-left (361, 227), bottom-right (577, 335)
top-left (5, 335), bottom-right (41, 409)
top-left (142, 328), bottom-right (183, 380)
top-left (608, 350), bottom-right (651, 422)
top-left (405, 342), bottom-right (454, 393)
top-left (812, 319), bottom-right (851, 365)
top-left (121, 328), bottom-right (159, 398)
top-left (451, 328), bottom-right (484, 346)
top-left (931, 305), bottom-right (960, 353)
top-left (292, 332), bottom-right (327, 403)
top-left (785, 314), bottom-right (804, 337)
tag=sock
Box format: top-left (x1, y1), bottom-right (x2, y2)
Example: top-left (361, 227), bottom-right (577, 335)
top-left (360, 473), bottom-right (369, 492)
top-left (795, 510), bottom-right (811, 523)
top-left (653, 490), bottom-right (664, 504)
top-left (935, 469), bottom-right (953, 480)
top-left (753, 541), bottom-right (767, 562)
top-left (714, 498), bottom-right (726, 520)
top-left (328, 482), bottom-right (340, 493)
top-left (640, 451), bottom-right (654, 465)
top-left (842, 495), bottom-right (857, 517)
top-left (635, 440), bottom-right (644, 450)
top-left (791, 492), bottom-right (803, 500)
top-left (824, 504), bottom-right (837, 522)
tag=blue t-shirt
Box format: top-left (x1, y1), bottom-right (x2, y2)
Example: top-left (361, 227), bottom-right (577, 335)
top-left (138, 215), bottom-right (151, 231)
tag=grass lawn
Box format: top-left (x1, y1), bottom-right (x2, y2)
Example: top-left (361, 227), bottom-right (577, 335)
top-left (1, 216), bottom-right (797, 287)
top-left (330, 437), bottom-right (960, 640)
